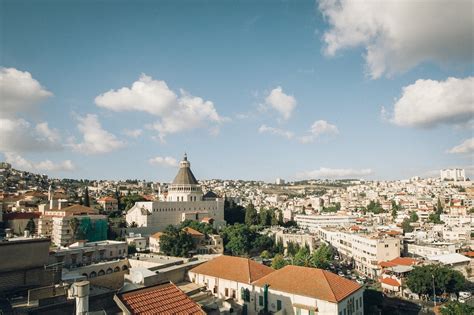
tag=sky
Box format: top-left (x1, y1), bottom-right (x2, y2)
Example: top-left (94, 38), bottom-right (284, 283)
top-left (0, 0), bottom-right (473, 182)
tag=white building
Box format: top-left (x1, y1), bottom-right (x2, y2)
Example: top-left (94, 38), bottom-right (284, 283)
top-left (318, 227), bottom-right (401, 278)
top-left (295, 214), bottom-right (357, 231)
top-left (440, 168), bottom-right (466, 181)
top-left (189, 255), bottom-right (364, 315)
top-left (126, 154), bottom-right (225, 232)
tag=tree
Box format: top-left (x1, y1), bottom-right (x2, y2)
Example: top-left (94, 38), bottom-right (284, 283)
top-left (245, 203), bottom-right (259, 226)
top-left (159, 225), bottom-right (194, 257)
top-left (410, 211), bottom-right (419, 222)
top-left (406, 265), bottom-right (466, 296)
top-left (180, 220), bottom-right (214, 235)
top-left (83, 187), bottom-right (90, 207)
top-left (271, 254), bottom-right (287, 270)
top-left (367, 200), bottom-right (384, 214)
top-left (437, 198), bottom-right (444, 213)
top-left (391, 200), bottom-right (398, 219)
top-left (286, 241), bottom-right (297, 257)
top-left (440, 301), bottom-right (474, 315)
top-left (259, 208), bottom-right (272, 226)
top-left (260, 250), bottom-right (271, 259)
top-left (277, 210), bottom-right (284, 225)
top-left (270, 210), bottom-right (279, 226)
top-left (401, 218), bottom-right (414, 233)
top-left (273, 238), bottom-right (284, 255)
top-left (428, 213), bottom-right (443, 224)
top-left (311, 243), bottom-right (333, 269)
top-left (224, 199), bottom-right (246, 224)
top-left (25, 218), bottom-right (36, 234)
top-left (293, 247), bottom-right (312, 267)
top-left (221, 224), bottom-right (257, 256)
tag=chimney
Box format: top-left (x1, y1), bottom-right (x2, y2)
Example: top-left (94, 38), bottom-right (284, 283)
top-left (69, 281), bottom-right (89, 315)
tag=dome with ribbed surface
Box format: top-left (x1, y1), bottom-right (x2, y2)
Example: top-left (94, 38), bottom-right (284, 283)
top-left (171, 153), bottom-right (199, 185)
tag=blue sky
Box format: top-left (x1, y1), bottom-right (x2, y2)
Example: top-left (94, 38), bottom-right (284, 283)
top-left (1, 0), bottom-right (472, 182)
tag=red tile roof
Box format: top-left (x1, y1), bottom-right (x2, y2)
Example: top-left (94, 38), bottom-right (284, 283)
top-left (380, 257), bottom-right (418, 268)
top-left (381, 277), bottom-right (401, 287)
top-left (463, 251), bottom-right (474, 258)
top-left (252, 265), bottom-right (362, 303)
top-left (183, 227), bottom-right (204, 237)
top-left (116, 282), bottom-right (204, 315)
top-left (97, 196), bottom-right (117, 202)
top-left (189, 255), bottom-right (274, 284)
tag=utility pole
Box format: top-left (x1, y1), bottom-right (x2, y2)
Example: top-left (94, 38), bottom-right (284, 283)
top-left (432, 274), bottom-right (436, 308)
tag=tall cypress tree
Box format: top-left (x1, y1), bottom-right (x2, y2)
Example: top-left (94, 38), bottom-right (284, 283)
top-left (83, 187), bottom-right (90, 207)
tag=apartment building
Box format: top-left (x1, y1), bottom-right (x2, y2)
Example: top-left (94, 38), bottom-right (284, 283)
top-left (274, 229), bottom-right (318, 253)
top-left (51, 213), bottom-right (108, 246)
top-left (295, 214), bottom-right (358, 232)
top-left (317, 227), bottom-right (401, 278)
top-left (97, 196), bottom-right (118, 212)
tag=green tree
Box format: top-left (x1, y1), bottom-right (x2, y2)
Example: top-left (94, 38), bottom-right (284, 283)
top-left (180, 220), bottom-right (214, 235)
top-left (271, 254), bottom-right (287, 270)
top-left (159, 225), bottom-right (194, 257)
top-left (401, 218), bottom-right (414, 233)
top-left (391, 200), bottom-right (398, 219)
top-left (311, 243), bottom-right (333, 269)
top-left (224, 199), bottom-right (246, 224)
top-left (245, 203), bottom-right (259, 226)
top-left (25, 218), bottom-right (36, 234)
top-left (277, 210), bottom-right (284, 225)
top-left (406, 265), bottom-right (466, 296)
top-left (410, 211), bottom-right (419, 222)
top-left (83, 187), bottom-right (90, 207)
top-left (293, 247), bottom-right (312, 267)
top-left (273, 238), bottom-right (284, 255)
top-left (260, 250), bottom-right (271, 259)
top-left (271, 210), bottom-right (279, 226)
top-left (259, 208), bottom-right (272, 226)
top-left (286, 241), bottom-right (297, 257)
top-left (221, 224), bottom-right (257, 256)
top-left (440, 301), bottom-right (474, 315)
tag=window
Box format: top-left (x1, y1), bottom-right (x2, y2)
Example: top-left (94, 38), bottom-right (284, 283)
top-left (225, 288), bottom-right (229, 297)
top-left (309, 311), bottom-right (315, 315)
top-left (259, 296), bottom-right (263, 306)
top-left (277, 300), bottom-right (282, 311)
top-left (295, 308), bottom-right (301, 315)
top-left (344, 309), bottom-right (346, 315)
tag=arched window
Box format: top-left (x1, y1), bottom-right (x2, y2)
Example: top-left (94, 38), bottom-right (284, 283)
top-left (106, 268), bottom-right (113, 274)
top-left (98, 270), bottom-right (105, 276)
top-left (114, 266), bottom-right (120, 272)
top-left (122, 265), bottom-right (128, 271)
top-left (90, 271), bottom-right (97, 278)
top-left (82, 273), bottom-right (88, 279)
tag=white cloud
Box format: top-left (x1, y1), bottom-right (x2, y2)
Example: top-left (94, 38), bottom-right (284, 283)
top-left (298, 167), bottom-right (373, 179)
top-left (35, 122), bottom-right (60, 143)
top-left (70, 114), bottom-right (125, 154)
top-left (0, 67), bottom-right (53, 116)
top-left (319, 0), bottom-right (473, 78)
top-left (258, 125), bottom-right (294, 139)
top-left (123, 129), bottom-right (143, 138)
top-left (148, 156), bottom-right (178, 167)
top-left (0, 118), bottom-right (62, 152)
top-left (387, 77), bottom-right (474, 128)
top-left (264, 86), bottom-right (297, 120)
top-left (299, 120), bottom-right (339, 143)
top-left (95, 74), bottom-right (225, 140)
top-left (4, 152), bottom-right (75, 172)
top-left (447, 138), bottom-right (474, 154)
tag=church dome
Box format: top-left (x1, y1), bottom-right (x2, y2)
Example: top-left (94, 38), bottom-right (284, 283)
top-left (171, 153), bottom-right (199, 185)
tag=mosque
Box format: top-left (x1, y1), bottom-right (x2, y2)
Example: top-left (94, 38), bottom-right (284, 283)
top-left (125, 154), bottom-right (226, 232)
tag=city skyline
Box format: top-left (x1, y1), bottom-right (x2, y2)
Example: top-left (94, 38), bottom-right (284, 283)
top-left (1, 0), bottom-right (473, 182)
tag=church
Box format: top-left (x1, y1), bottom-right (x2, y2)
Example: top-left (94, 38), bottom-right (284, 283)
top-left (125, 154), bottom-right (226, 232)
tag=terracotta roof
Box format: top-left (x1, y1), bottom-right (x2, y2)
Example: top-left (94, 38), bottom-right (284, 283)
top-left (381, 277), bottom-right (401, 287)
top-left (150, 232), bottom-right (164, 239)
top-left (189, 255), bottom-right (274, 284)
top-left (183, 227), bottom-right (204, 237)
top-left (116, 282), bottom-right (204, 315)
top-left (463, 251), bottom-right (474, 258)
top-left (252, 265), bottom-right (362, 303)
